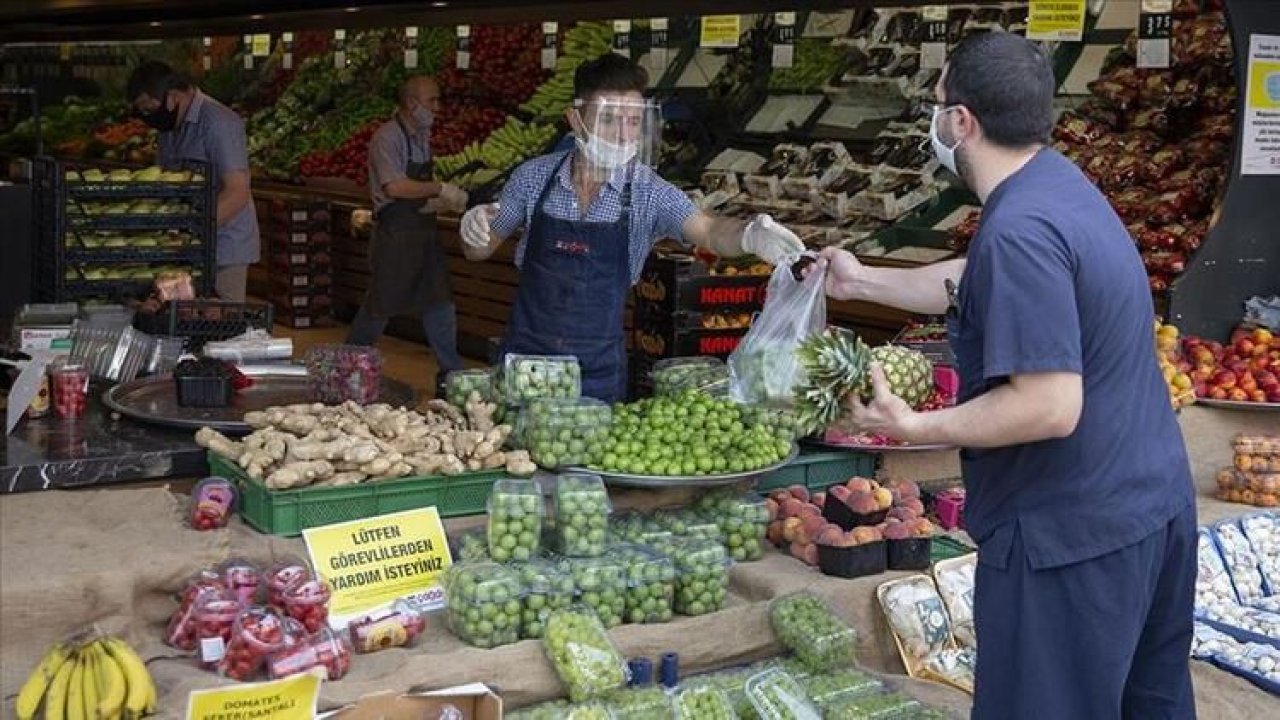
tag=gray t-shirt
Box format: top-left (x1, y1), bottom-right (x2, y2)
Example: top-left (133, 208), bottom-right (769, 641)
top-left (368, 116), bottom-right (431, 213)
top-left (158, 90), bottom-right (260, 267)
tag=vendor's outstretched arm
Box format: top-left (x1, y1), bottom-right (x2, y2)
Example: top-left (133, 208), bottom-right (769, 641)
top-left (819, 248), bottom-right (965, 315)
top-left (682, 211), bottom-right (749, 259)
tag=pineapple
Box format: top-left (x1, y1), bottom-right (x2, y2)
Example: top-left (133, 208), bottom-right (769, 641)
top-left (865, 344), bottom-right (934, 408)
top-left (793, 327), bottom-right (935, 435)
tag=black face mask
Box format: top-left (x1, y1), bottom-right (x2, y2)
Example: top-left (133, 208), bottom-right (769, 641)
top-left (140, 97), bottom-right (178, 131)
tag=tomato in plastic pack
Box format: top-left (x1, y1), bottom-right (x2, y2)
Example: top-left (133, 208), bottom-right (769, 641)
top-left (190, 477), bottom-right (237, 531)
top-left (167, 578), bottom-right (224, 652)
top-left (219, 559), bottom-right (263, 605)
top-left (348, 601), bottom-right (428, 653)
top-left (194, 588), bottom-right (242, 670)
top-left (219, 607), bottom-right (289, 681)
top-left (265, 558), bottom-right (311, 609)
top-left (268, 627), bottom-right (354, 680)
top-left (282, 578), bottom-right (332, 633)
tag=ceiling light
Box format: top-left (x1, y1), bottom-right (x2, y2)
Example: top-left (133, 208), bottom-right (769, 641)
top-left (250, 14), bottom-right (264, 20)
top-left (345, 6), bottom-right (359, 12)
top-left (149, 21), bottom-right (161, 27)
top-left (431, 2), bottom-right (449, 6)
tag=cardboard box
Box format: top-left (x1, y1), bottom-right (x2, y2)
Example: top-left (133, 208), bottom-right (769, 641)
top-left (320, 683), bottom-right (502, 720)
top-left (16, 326), bottom-right (73, 353)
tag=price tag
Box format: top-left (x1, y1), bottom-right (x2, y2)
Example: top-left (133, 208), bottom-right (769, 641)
top-left (186, 670), bottom-right (321, 720)
top-left (542, 21), bottom-right (558, 70)
top-left (405, 26), bottom-right (419, 69)
top-left (251, 33), bottom-right (271, 58)
top-left (772, 12), bottom-right (796, 69)
top-left (456, 25), bottom-right (471, 70)
top-left (202, 37), bottom-right (212, 71)
top-left (292, 275), bottom-right (308, 288)
top-left (303, 508), bottom-right (454, 626)
top-left (613, 20), bottom-right (632, 58)
top-left (242, 35), bottom-right (254, 70)
top-left (1027, 0), bottom-right (1086, 43)
top-left (700, 15), bottom-right (741, 49)
top-left (1137, 0), bottom-right (1173, 69)
top-left (334, 29), bottom-right (346, 70)
top-left (650, 18), bottom-right (669, 68)
top-left (292, 296), bottom-right (308, 308)
top-left (291, 232), bottom-right (307, 244)
top-left (59, 43), bottom-right (72, 62)
top-left (282, 32), bottom-right (294, 70)
top-left (921, 5), bottom-right (949, 70)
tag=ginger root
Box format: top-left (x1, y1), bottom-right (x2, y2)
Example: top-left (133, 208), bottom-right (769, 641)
top-left (504, 450), bottom-right (536, 476)
top-left (195, 427), bottom-right (242, 461)
top-left (265, 460), bottom-right (334, 489)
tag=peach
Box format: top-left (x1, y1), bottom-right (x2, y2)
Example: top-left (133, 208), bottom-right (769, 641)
top-left (764, 498), bottom-right (780, 522)
top-left (766, 521), bottom-right (785, 546)
top-left (769, 490), bottom-right (791, 506)
top-left (888, 506), bottom-right (919, 522)
top-left (901, 497), bottom-right (926, 516)
top-left (816, 526), bottom-right (845, 546)
top-left (782, 517), bottom-right (803, 543)
top-left (779, 498), bottom-right (806, 519)
top-left (909, 518), bottom-right (934, 536)
top-left (802, 543), bottom-right (820, 566)
top-left (811, 492), bottom-right (827, 508)
top-left (847, 492), bottom-right (880, 515)
top-left (798, 503), bottom-right (822, 518)
top-left (788, 485), bottom-right (810, 503)
top-left (888, 479), bottom-right (921, 500)
top-left (883, 521), bottom-right (912, 541)
top-left (830, 485), bottom-right (852, 503)
top-left (790, 542), bottom-right (808, 560)
top-left (851, 526), bottom-right (882, 544)
top-left (873, 487), bottom-right (894, 510)
top-left (845, 477), bottom-right (873, 494)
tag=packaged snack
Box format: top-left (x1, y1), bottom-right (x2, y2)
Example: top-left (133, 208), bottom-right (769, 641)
top-left (1197, 528), bottom-right (1239, 605)
top-left (488, 479), bottom-right (546, 562)
top-left (1234, 435), bottom-right (1280, 457)
top-left (769, 593), bottom-right (858, 673)
top-left (1214, 522), bottom-right (1267, 604)
top-left (921, 646), bottom-right (976, 692)
top-left (1240, 513), bottom-right (1280, 595)
top-left (876, 576), bottom-right (953, 669)
top-left (347, 600), bottom-right (428, 653)
top-left (933, 554), bottom-right (976, 648)
top-left (543, 606), bottom-right (630, 702)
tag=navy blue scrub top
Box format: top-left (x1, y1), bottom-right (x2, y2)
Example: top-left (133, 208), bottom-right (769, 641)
top-left (949, 148), bottom-right (1195, 570)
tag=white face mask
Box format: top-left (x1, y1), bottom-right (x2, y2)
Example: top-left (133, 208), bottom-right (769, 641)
top-left (930, 105), bottom-right (963, 176)
top-left (573, 110), bottom-right (638, 171)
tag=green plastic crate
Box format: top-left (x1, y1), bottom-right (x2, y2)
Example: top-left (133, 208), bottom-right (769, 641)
top-left (208, 453), bottom-right (504, 537)
top-left (930, 536), bottom-right (975, 564)
top-left (756, 449), bottom-right (878, 493)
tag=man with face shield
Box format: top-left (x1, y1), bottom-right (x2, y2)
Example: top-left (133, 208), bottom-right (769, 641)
top-left (346, 75), bottom-right (468, 396)
top-left (459, 54), bottom-right (806, 402)
top-left (127, 61), bottom-right (259, 301)
top-left (811, 33), bottom-right (1195, 719)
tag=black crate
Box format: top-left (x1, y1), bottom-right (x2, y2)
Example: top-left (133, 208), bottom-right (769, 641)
top-left (633, 318), bottom-right (750, 360)
top-left (632, 251), bottom-right (770, 316)
top-left (134, 300), bottom-right (274, 348)
top-left (175, 374), bottom-right (233, 408)
top-left (32, 157), bottom-right (217, 302)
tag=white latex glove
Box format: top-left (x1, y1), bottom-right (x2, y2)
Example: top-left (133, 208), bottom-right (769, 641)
top-left (742, 214), bottom-right (806, 265)
top-left (461, 202), bottom-right (499, 249)
top-left (424, 183), bottom-right (469, 215)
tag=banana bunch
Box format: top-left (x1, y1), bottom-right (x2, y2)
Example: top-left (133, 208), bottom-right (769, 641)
top-left (434, 142), bottom-right (485, 179)
top-left (479, 119), bottom-right (559, 171)
top-left (16, 635), bottom-right (157, 720)
top-left (521, 22), bottom-right (613, 119)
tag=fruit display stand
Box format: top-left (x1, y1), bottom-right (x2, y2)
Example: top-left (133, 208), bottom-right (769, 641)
top-left (30, 157), bottom-right (217, 303)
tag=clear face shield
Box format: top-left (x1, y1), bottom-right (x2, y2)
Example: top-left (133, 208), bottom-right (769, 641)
top-left (570, 96), bottom-right (662, 182)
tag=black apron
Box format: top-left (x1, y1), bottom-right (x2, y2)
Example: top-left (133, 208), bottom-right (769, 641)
top-left (366, 117), bottom-right (453, 318)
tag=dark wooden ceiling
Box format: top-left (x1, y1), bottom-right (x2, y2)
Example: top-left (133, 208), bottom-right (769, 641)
top-left (0, 0), bottom-right (943, 43)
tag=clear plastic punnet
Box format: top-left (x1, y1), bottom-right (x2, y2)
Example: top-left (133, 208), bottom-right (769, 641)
top-left (521, 398), bottom-right (613, 468)
top-left (442, 562), bottom-right (526, 648)
top-left (504, 354), bottom-right (582, 403)
top-left (743, 666), bottom-right (822, 720)
top-left (543, 605), bottom-right (630, 702)
top-left (487, 478), bottom-right (546, 563)
top-left (553, 473), bottom-right (612, 557)
top-left (516, 559), bottom-right (577, 639)
top-left (769, 592), bottom-right (858, 673)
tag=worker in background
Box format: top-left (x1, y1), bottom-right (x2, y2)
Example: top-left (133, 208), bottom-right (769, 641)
top-left (821, 33), bottom-right (1196, 719)
top-left (459, 54), bottom-right (805, 402)
top-left (347, 75), bottom-right (469, 397)
top-left (127, 61), bottom-right (259, 302)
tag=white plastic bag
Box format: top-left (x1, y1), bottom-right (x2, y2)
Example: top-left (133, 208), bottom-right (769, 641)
top-left (729, 259), bottom-right (826, 405)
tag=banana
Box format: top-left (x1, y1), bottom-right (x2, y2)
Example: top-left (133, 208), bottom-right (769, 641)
top-left (102, 637), bottom-right (154, 720)
top-left (15, 642), bottom-right (73, 720)
top-left (65, 653), bottom-right (86, 720)
top-left (81, 648), bottom-right (100, 720)
top-left (93, 641), bottom-right (127, 720)
top-left (43, 658), bottom-right (76, 720)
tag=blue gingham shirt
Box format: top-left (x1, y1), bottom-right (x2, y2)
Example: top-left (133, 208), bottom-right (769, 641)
top-left (491, 151), bottom-right (697, 284)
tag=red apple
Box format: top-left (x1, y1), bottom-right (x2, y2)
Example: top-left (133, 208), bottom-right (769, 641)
top-left (1249, 389), bottom-right (1267, 403)
top-left (1229, 388), bottom-right (1249, 401)
top-left (1210, 387), bottom-right (1228, 400)
top-left (1236, 338), bottom-right (1256, 356)
top-left (1266, 387), bottom-right (1280, 403)
top-left (1212, 371), bottom-right (1237, 390)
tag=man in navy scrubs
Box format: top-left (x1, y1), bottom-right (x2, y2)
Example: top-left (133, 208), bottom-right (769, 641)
top-left (818, 33), bottom-right (1197, 719)
top-left (458, 54), bottom-right (806, 402)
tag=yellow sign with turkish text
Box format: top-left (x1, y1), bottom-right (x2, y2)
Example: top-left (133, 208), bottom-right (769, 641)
top-left (700, 15), bottom-right (741, 48)
top-left (303, 508), bottom-right (453, 624)
top-left (1027, 0), bottom-right (1087, 42)
top-left (186, 670), bottom-right (321, 720)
